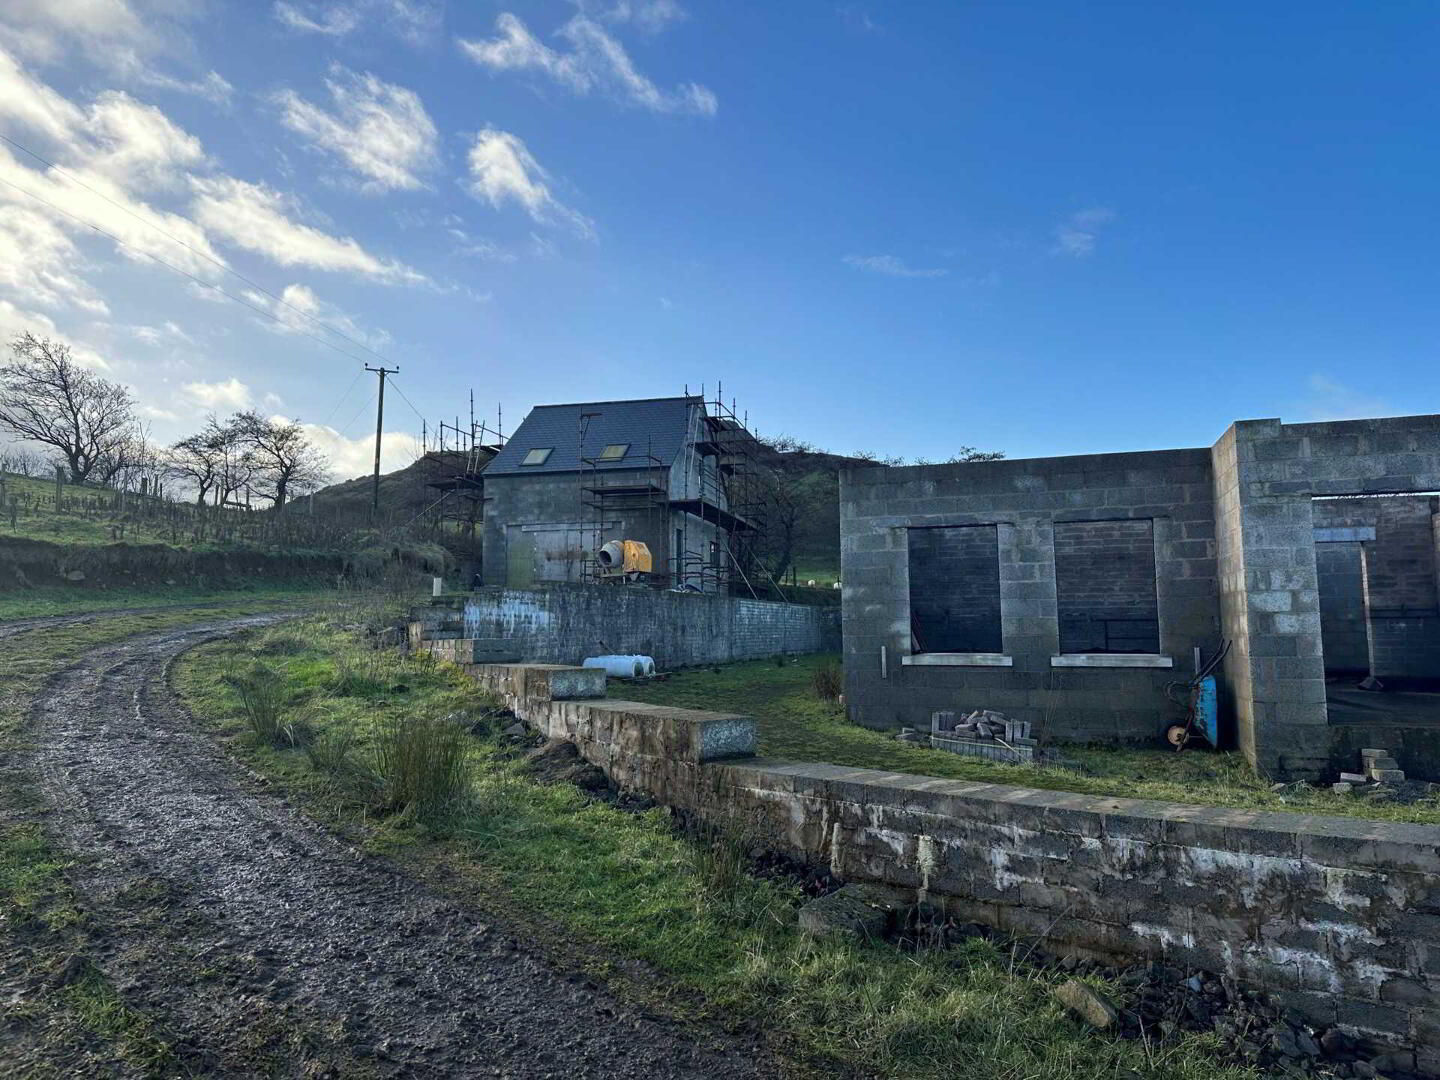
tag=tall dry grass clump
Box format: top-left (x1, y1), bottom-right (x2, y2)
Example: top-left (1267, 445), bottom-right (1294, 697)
top-left (811, 659), bottom-right (843, 702)
top-left (224, 663), bottom-right (311, 747)
top-left (374, 713), bottom-right (471, 823)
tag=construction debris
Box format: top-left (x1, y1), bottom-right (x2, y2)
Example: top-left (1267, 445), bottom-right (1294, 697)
top-left (922, 709), bottom-right (1037, 764)
top-left (1053, 980), bottom-right (1120, 1030)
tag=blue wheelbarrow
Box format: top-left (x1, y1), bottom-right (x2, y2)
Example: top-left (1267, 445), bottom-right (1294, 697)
top-left (1164, 640), bottom-right (1231, 750)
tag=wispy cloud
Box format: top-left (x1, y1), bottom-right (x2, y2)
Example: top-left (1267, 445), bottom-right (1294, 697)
top-left (836, 5), bottom-right (881, 34)
top-left (272, 0), bottom-right (440, 45)
top-left (458, 13), bottom-right (716, 116)
top-left (1052, 207), bottom-right (1114, 257)
top-left (241, 283), bottom-right (391, 351)
top-left (0, 0), bottom-right (231, 105)
top-left (274, 67), bottom-right (437, 192)
top-left (466, 128), bottom-right (594, 239)
top-left (190, 176), bottom-right (428, 284)
top-left (1293, 375), bottom-right (1398, 422)
top-left (842, 253), bottom-right (948, 279)
top-left (576, 0), bottom-right (687, 34)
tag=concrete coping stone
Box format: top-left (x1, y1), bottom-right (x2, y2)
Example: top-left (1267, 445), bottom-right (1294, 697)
top-left (723, 759), bottom-right (1440, 869)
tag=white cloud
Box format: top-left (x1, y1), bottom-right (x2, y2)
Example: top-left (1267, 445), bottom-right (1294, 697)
top-left (275, 67), bottom-right (437, 192)
top-left (842, 254), bottom-right (948, 279)
top-left (0, 298), bottom-right (109, 369)
top-left (446, 226), bottom-right (516, 262)
top-left (577, 0), bottom-right (686, 33)
top-left (242, 282), bottom-right (391, 351)
top-left (1293, 375), bottom-right (1397, 422)
top-left (303, 421), bottom-right (421, 480)
top-left (1053, 207), bottom-right (1114, 258)
top-left (0, 0), bottom-right (232, 105)
top-left (458, 13), bottom-right (716, 116)
top-left (466, 128), bottom-right (594, 238)
top-left (139, 403), bottom-right (179, 422)
top-left (190, 176), bottom-right (428, 283)
top-left (272, 0), bottom-right (440, 45)
top-left (125, 320), bottom-right (193, 347)
top-left (0, 204), bottom-right (110, 315)
top-left (183, 376), bottom-right (252, 410)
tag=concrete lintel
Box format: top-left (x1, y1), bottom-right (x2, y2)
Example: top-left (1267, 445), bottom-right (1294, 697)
top-left (901, 653), bottom-right (1014, 667)
top-left (1313, 526), bottom-right (1376, 543)
top-left (1050, 654), bottom-right (1174, 669)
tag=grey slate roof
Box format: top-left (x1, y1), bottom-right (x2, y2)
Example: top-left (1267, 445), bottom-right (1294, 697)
top-left (484, 396), bottom-right (699, 476)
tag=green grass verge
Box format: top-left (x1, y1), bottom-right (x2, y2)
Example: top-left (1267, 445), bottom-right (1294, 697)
top-left (618, 654), bottom-right (1440, 826)
top-left (175, 623), bottom-right (1264, 1080)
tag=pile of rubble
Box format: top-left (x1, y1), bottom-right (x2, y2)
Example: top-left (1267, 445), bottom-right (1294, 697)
top-left (800, 891), bottom-right (1414, 1078)
top-left (896, 709), bottom-right (1039, 764)
top-left (1274, 747), bottom-right (1439, 805)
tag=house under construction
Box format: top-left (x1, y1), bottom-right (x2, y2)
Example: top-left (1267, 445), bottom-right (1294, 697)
top-left (475, 394), bottom-right (767, 593)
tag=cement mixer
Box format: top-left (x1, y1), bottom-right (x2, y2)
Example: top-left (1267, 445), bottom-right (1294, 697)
top-left (596, 539), bottom-right (652, 582)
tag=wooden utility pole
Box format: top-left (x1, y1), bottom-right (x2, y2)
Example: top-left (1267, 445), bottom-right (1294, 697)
top-left (365, 365), bottom-right (399, 519)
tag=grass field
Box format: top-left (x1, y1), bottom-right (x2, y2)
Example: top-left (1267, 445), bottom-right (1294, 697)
top-left (618, 653), bottom-right (1440, 826)
top-left (0, 580), bottom-right (338, 620)
top-left (173, 621), bottom-right (1265, 1080)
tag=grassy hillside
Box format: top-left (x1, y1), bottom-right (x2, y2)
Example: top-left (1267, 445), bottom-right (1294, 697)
top-left (0, 471), bottom-right (211, 549)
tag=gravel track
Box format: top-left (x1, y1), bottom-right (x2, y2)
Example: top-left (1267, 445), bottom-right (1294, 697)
top-left (30, 619), bottom-right (769, 1078)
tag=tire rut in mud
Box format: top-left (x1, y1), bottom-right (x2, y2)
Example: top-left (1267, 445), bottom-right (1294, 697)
top-left (32, 620), bottom-right (769, 1079)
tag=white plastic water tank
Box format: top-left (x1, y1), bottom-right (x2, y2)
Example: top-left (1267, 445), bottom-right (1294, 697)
top-left (582, 655), bottom-right (656, 678)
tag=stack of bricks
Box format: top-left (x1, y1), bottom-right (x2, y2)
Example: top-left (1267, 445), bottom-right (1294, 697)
top-left (928, 709), bottom-right (1037, 764)
top-left (1363, 747), bottom-right (1406, 784)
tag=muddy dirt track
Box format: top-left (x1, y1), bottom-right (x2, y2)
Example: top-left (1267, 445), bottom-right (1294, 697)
top-left (28, 620), bottom-right (771, 1078)
top-left (0, 602), bottom-right (243, 642)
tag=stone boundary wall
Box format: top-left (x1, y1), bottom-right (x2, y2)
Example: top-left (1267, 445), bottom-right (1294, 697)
top-left (470, 661), bottom-right (1440, 1076)
top-left (412, 584), bottom-right (839, 669)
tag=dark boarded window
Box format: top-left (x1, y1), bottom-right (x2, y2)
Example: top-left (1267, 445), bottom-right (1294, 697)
top-left (908, 525), bottom-right (1002, 653)
top-left (1054, 519), bottom-right (1159, 653)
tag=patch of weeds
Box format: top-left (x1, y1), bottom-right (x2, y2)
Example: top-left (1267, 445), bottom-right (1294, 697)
top-left (809, 658), bottom-right (843, 702)
top-left (61, 963), bottom-right (175, 1074)
top-left (0, 824), bottom-right (81, 932)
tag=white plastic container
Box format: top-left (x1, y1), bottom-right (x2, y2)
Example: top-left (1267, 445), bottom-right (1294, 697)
top-left (583, 655), bottom-right (656, 678)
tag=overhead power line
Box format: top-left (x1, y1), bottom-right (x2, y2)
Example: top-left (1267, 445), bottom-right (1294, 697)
top-left (0, 131), bottom-right (401, 368)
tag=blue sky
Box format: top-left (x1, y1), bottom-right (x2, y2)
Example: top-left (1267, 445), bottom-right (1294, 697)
top-left (0, 1), bottom-right (1435, 479)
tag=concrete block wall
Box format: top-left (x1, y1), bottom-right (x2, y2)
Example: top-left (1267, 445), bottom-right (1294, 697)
top-left (414, 584), bottom-right (839, 670)
top-left (1217, 420), bottom-right (1440, 774)
top-left (839, 448), bottom-right (1220, 743)
top-left (476, 660), bottom-right (1440, 1077)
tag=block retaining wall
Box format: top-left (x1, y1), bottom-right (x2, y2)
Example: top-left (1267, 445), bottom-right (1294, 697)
top-left (468, 660), bottom-right (1440, 1076)
top-left (412, 584), bottom-right (839, 669)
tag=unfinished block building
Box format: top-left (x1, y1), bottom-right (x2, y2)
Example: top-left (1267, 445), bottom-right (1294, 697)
top-left (840, 414), bottom-right (1440, 779)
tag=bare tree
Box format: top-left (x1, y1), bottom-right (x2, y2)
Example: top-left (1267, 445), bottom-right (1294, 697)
top-left (0, 443), bottom-right (42, 476)
top-left (0, 333), bottom-right (138, 485)
top-left (167, 417), bottom-right (232, 505)
top-left (234, 411), bottom-right (330, 508)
